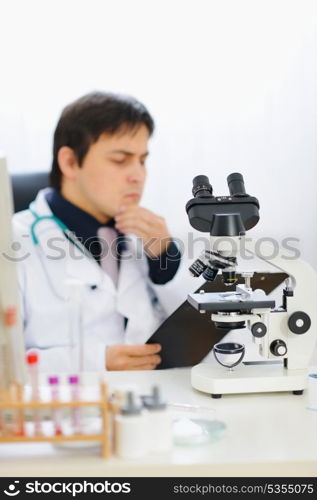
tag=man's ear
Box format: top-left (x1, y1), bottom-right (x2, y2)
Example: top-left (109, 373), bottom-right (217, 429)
top-left (57, 146), bottom-right (79, 180)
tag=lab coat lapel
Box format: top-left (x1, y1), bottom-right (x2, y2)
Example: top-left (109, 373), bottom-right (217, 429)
top-left (66, 240), bottom-right (115, 293)
top-left (31, 190), bottom-right (111, 298)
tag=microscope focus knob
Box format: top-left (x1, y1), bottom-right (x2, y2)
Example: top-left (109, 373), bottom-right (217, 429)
top-left (251, 322), bottom-right (267, 338)
top-left (288, 311), bottom-right (311, 335)
top-left (270, 339), bottom-right (287, 357)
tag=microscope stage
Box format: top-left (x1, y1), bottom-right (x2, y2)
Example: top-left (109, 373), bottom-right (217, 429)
top-left (191, 362), bottom-right (307, 397)
top-left (188, 292), bottom-right (275, 312)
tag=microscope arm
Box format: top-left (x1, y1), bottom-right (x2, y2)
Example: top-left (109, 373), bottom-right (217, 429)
top-left (238, 235), bottom-right (316, 301)
top-left (228, 235), bottom-right (317, 370)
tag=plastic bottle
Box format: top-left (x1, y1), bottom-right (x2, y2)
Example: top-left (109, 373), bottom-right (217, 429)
top-left (143, 385), bottom-right (173, 452)
top-left (114, 391), bottom-right (148, 459)
top-left (110, 385), bottom-right (139, 453)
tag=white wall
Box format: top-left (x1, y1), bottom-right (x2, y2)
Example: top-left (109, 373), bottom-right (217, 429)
top-left (1, 0), bottom-right (317, 277)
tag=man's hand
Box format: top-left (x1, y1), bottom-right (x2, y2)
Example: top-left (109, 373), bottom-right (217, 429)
top-left (114, 206), bottom-right (171, 258)
top-left (106, 343), bottom-right (162, 370)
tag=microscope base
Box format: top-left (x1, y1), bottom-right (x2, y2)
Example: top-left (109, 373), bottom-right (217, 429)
top-left (191, 362), bottom-right (307, 397)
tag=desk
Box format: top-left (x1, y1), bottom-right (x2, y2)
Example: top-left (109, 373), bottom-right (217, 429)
top-left (0, 366), bottom-right (316, 477)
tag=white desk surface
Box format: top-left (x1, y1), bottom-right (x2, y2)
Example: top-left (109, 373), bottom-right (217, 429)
top-left (0, 364), bottom-right (317, 477)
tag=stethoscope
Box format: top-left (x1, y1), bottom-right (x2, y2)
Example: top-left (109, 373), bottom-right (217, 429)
top-left (29, 203), bottom-right (92, 256)
top-left (28, 203), bottom-right (163, 321)
top-left (29, 203), bottom-right (101, 300)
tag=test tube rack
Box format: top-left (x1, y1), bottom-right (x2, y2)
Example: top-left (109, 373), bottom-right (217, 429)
top-left (0, 380), bottom-right (111, 458)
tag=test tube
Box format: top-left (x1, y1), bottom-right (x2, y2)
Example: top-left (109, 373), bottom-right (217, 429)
top-left (68, 375), bottom-right (81, 434)
top-left (26, 351), bottom-right (41, 436)
top-left (10, 382), bottom-right (25, 437)
top-left (4, 306), bottom-right (17, 327)
top-left (0, 393), bottom-right (5, 436)
top-left (0, 307), bottom-right (18, 435)
top-left (48, 376), bottom-right (62, 436)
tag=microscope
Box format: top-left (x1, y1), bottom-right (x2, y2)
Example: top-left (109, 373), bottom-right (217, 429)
top-left (186, 173), bottom-right (317, 398)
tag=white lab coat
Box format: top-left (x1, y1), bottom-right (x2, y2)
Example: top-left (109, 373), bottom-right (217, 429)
top-left (12, 189), bottom-right (168, 372)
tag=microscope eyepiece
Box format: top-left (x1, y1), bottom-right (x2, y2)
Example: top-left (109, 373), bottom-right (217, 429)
top-left (192, 175), bottom-right (213, 198)
top-left (227, 172), bottom-right (247, 197)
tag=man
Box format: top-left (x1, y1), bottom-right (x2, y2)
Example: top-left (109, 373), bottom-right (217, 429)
top-left (13, 92), bottom-right (181, 372)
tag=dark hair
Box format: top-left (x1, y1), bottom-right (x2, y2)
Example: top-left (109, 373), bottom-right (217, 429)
top-left (50, 91), bottom-right (155, 190)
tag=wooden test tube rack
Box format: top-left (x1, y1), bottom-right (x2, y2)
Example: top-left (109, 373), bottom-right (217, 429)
top-left (0, 381), bottom-right (111, 458)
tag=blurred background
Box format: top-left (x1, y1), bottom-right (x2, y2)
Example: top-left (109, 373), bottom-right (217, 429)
top-left (0, 0), bottom-right (316, 291)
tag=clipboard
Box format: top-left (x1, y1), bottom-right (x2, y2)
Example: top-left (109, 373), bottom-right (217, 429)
top-left (147, 272), bottom-right (288, 369)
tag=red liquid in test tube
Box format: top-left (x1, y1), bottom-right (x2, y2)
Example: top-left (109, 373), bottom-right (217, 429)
top-left (26, 352), bottom-right (41, 436)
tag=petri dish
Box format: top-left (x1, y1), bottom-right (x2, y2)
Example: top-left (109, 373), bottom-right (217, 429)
top-left (169, 403), bottom-right (226, 446)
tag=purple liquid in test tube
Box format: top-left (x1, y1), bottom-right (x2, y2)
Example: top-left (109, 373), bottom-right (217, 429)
top-left (48, 376), bottom-right (62, 436)
top-left (69, 375), bottom-right (81, 434)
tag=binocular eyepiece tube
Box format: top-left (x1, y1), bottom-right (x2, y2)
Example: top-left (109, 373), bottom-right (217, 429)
top-left (227, 172), bottom-right (247, 197)
top-left (192, 175), bottom-right (213, 198)
top-left (192, 172), bottom-right (247, 198)
top-left (189, 172), bottom-right (249, 285)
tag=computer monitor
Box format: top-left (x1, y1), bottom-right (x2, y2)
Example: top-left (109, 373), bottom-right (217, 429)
top-left (0, 155), bottom-right (26, 389)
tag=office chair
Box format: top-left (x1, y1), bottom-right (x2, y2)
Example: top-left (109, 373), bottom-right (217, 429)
top-left (10, 172), bottom-right (50, 213)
